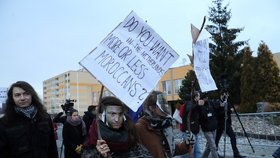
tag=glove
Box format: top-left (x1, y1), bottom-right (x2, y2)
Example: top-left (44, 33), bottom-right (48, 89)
top-left (184, 131), bottom-right (195, 145)
top-left (75, 144), bottom-right (82, 154)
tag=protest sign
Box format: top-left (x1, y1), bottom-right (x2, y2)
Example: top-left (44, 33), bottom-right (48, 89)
top-left (193, 28), bottom-right (217, 92)
top-left (0, 87), bottom-right (7, 105)
top-left (0, 87), bottom-right (7, 114)
top-left (80, 11), bottom-right (179, 112)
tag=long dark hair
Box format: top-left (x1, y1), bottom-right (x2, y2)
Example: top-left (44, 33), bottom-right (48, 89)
top-left (4, 81), bottom-right (48, 122)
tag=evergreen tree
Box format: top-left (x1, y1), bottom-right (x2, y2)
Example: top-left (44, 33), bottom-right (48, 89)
top-left (178, 70), bottom-right (199, 100)
top-left (206, 0), bottom-right (247, 104)
top-left (240, 47), bottom-right (257, 112)
top-left (255, 42), bottom-right (280, 102)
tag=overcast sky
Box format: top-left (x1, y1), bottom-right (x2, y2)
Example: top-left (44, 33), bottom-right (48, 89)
top-left (1, 0), bottom-right (279, 95)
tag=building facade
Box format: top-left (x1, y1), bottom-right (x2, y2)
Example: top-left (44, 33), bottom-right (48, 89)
top-left (43, 51), bottom-right (280, 115)
top-left (43, 65), bottom-right (192, 114)
top-left (44, 51), bottom-right (280, 115)
top-left (43, 69), bottom-right (104, 114)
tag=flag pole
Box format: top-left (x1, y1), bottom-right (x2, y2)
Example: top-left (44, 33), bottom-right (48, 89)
top-left (96, 85), bottom-right (104, 140)
top-left (187, 16), bottom-right (206, 158)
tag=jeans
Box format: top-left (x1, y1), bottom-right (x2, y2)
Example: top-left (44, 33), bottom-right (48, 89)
top-left (273, 147), bottom-right (280, 158)
top-left (202, 130), bottom-right (219, 158)
top-left (181, 132), bottom-right (202, 158)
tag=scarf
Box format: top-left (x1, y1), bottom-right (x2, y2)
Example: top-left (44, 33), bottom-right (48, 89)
top-left (66, 116), bottom-right (87, 136)
top-left (84, 120), bottom-right (130, 153)
top-left (14, 105), bottom-right (37, 119)
top-left (143, 110), bottom-right (173, 129)
top-left (143, 110), bottom-right (175, 157)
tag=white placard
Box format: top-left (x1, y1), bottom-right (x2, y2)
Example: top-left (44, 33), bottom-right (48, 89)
top-left (193, 30), bottom-right (217, 92)
top-left (0, 87), bottom-right (8, 104)
top-left (80, 11), bottom-right (179, 112)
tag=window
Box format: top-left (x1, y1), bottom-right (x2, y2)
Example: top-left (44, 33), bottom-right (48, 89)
top-left (162, 80), bottom-right (171, 95)
top-left (174, 79), bottom-right (183, 94)
top-left (92, 92), bottom-right (97, 102)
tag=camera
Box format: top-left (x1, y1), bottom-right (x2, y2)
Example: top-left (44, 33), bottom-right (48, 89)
top-left (61, 99), bottom-right (76, 115)
top-left (220, 74), bottom-right (229, 92)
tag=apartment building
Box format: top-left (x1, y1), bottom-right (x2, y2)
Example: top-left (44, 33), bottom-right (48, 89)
top-left (43, 51), bottom-right (280, 115)
top-left (43, 65), bottom-right (192, 114)
top-left (43, 69), bottom-right (104, 114)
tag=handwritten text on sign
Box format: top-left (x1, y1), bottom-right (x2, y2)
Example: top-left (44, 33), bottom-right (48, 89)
top-left (80, 11), bottom-right (179, 112)
top-left (193, 36), bottom-right (217, 92)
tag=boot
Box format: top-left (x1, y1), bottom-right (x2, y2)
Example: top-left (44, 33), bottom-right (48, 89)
top-left (234, 154), bottom-right (246, 158)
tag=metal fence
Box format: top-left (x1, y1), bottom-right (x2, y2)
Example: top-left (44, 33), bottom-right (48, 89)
top-left (214, 111), bottom-right (280, 157)
top-left (232, 111), bottom-right (280, 143)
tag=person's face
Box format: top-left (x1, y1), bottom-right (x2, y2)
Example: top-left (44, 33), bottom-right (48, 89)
top-left (71, 111), bottom-right (79, 121)
top-left (194, 93), bottom-right (200, 101)
top-left (91, 109), bottom-right (96, 115)
top-left (12, 87), bottom-right (32, 108)
top-left (105, 106), bottom-right (124, 129)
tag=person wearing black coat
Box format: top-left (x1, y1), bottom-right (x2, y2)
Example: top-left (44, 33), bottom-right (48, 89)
top-left (53, 111), bottom-right (67, 124)
top-left (63, 109), bottom-right (87, 158)
top-left (0, 81), bottom-right (58, 158)
top-left (181, 93), bottom-right (202, 158)
top-left (196, 92), bottom-right (219, 158)
top-left (82, 105), bottom-right (96, 132)
top-left (214, 91), bottom-right (246, 158)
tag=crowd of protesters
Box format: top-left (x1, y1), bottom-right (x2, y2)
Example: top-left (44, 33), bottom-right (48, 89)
top-left (179, 90), bottom-right (246, 158)
top-left (4, 81), bottom-right (277, 158)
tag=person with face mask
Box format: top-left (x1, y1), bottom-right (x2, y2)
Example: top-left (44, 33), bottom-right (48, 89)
top-left (135, 91), bottom-right (195, 158)
top-left (0, 81), bottom-right (58, 158)
top-left (82, 96), bottom-right (151, 158)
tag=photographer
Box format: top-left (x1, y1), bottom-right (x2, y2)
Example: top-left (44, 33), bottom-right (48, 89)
top-left (53, 99), bottom-right (75, 124)
top-left (214, 90), bottom-right (246, 158)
